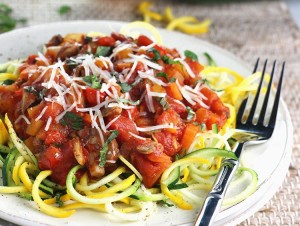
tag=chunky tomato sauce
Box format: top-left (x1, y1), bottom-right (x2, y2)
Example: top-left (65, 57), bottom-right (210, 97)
top-left (0, 32), bottom-right (229, 187)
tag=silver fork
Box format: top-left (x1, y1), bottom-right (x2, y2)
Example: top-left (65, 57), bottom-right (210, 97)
top-left (194, 59), bottom-right (285, 226)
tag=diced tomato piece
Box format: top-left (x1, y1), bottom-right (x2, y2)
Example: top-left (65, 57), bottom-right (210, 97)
top-left (131, 152), bottom-right (171, 188)
top-left (196, 107), bottom-right (220, 130)
top-left (38, 145), bottom-right (63, 170)
top-left (121, 107), bottom-right (139, 121)
top-left (153, 131), bottom-right (181, 156)
top-left (181, 123), bottom-right (199, 150)
top-left (39, 140), bottom-right (79, 185)
top-left (26, 54), bottom-right (38, 64)
top-left (137, 35), bottom-right (153, 46)
top-left (155, 108), bottom-right (182, 133)
top-left (107, 115), bottom-right (138, 142)
top-left (166, 97), bottom-right (187, 118)
top-left (165, 82), bottom-right (183, 101)
top-left (43, 102), bottom-right (64, 119)
top-left (97, 36), bottom-right (116, 46)
top-left (185, 58), bottom-right (204, 76)
top-left (45, 130), bottom-right (67, 145)
top-left (84, 87), bottom-right (106, 106)
top-left (164, 64), bottom-right (186, 85)
top-left (111, 32), bottom-right (128, 42)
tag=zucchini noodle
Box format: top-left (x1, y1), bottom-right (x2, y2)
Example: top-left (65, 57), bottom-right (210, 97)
top-left (0, 23), bottom-right (260, 222)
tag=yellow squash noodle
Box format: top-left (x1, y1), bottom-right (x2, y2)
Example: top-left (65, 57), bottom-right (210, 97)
top-left (32, 170), bottom-right (75, 218)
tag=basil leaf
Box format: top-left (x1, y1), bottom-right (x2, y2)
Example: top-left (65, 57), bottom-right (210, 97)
top-left (83, 75), bottom-right (101, 89)
top-left (184, 50), bottom-right (198, 61)
top-left (119, 82), bottom-right (132, 93)
top-left (168, 77), bottom-right (176, 83)
top-left (65, 59), bottom-right (78, 70)
top-left (162, 55), bottom-right (179, 64)
top-left (118, 98), bottom-right (140, 105)
top-left (99, 130), bottom-right (119, 167)
top-left (95, 46), bottom-right (111, 57)
top-left (2, 79), bottom-right (14, 85)
top-left (83, 36), bottom-right (93, 44)
top-left (168, 183), bottom-right (188, 190)
top-left (60, 112), bottom-right (83, 131)
top-left (159, 97), bottom-right (170, 110)
top-left (204, 52), bottom-right (217, 66)
top-left (148, 48), bottom-right (161, 61)
top-left (156, 72), bottom-right (168, 80)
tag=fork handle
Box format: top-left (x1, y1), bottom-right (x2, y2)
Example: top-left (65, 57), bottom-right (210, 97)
top-left (194, 142), bottom-right (244, 226)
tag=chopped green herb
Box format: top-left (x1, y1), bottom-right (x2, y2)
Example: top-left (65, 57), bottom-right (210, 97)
top-left (95, 46), bottom-right (111, 57)
top-left (83, 36), bottom-right (93, 44)
top-left (168, 183), bottom-right (188, 190)
top-left (119, 82), bottom-right (132, 93)
top-left (156, 72), bottom-right (168, 80)
top-left (162, 55), bottom-right (179, 64)
top-left (58, 5), bottom-right (71, 15)
top-left (186, 106), bottom-right (195, 121)
top-left (158, 200), bottom-right (174, 207)
top-left (83, 75), bottom-right (101, 89)
top-left (159, 97), bottom-right (170, 110)
top-left (55, 193), bottom-right (64, 207)
top-left (99, 130), bottom-right (119, 167)
top-left (2, 79), bottom-right (14, 85)
top-left (24, 86), bottom-right (39, 96)
top-left (18, 192), bottom-right (33, 201)
top-left (184, 50), bottom-right (198, 61)
top-left (118, 98), bottom-right (140, 105)
top-left (212, 124), bottom-right (218, 134)
top-left (65, 59), bottom-right (79, 70)
top-left (60, 112), bottom-right (83, 131)
top-left (168, 77), bottom-right (176, 83)
top-left (148, 48), bottom-right (161, 61)
top-left (204, 52), bottom-right (217, 66)
top-left (200, 123), bottom-right (207, 131)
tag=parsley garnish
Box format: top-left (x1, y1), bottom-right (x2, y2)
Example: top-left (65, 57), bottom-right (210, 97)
top-left (184, 50), bottom-right (198, 61)
top-left (60, 112), bottom-right (83, 130)
top-left (99, 130), bottom-right (119, 167)
top-left (83, 75), bottom-right (101, 89)
top-left (95, 46), bottom-right (111, 57)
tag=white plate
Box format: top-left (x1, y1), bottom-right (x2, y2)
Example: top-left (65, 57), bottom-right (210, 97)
top-left (0, 21), bottom-right (293, 226)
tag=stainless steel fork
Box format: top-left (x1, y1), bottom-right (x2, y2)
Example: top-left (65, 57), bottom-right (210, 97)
top-left (194, 59), bottom-right (285, 226)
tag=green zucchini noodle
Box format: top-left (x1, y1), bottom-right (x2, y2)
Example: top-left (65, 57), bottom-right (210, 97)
top-left (0, 21), bottom-right (259, 221)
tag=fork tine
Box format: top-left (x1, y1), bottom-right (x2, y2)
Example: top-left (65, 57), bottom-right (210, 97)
top-left (245, 59), bottom-right (268, 124)
top-left (268, 62), bottom-right (285, 128)
top-left (237, 58), bottom-right (260, 123)
top-left (257, 60), bottom-right (276, 125)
